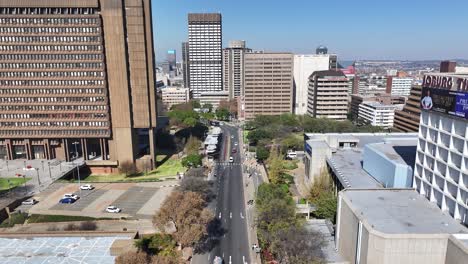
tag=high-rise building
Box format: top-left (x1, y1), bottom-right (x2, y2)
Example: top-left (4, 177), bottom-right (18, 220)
top-left (223, 40), bottom-right (250, 99)
top-left (440, 61), bottom-right (457, 73)
top-left (0, 0), bottom-right (157, 172)
top-left (393, 85), bottom-right (422, 132)
top-left (413, 73), bottom-right (468, 226)
top-left (386, 76), bottom-right (413, 96)
top-left (307, 71), bottom-right (349, 120)
top-left (181, 42), bottom-right (190, 88)
top-left (167, 50), bottom-right (176, 70)
top-left (188, 13), bottom-right (222, 97)
top-left (293, 55), bottom-right (331, 115)
top-left (242, 52), bottom-right (294, 120)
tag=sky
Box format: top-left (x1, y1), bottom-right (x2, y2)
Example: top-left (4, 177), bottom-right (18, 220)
top-left (152, 0), bottom-right (468, 62)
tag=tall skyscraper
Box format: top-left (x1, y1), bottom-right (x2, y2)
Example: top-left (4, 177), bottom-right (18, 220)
top-left (0, 0), bottom-right (157, 172)
top-left (393, 85), bottom-right (422, 132)
top-left (188, 13), bottom-right (223, 97)
top-left (293, 54), bottom-right (332, 115)
top-left (307, 71), bottom-right (349, 120)
top-left (223, 40), bottom-right (251, 99)
top-left (181, 42), bottom-right (190, 88)
top-left (167, 50), bottom-right (176, 70)
top-left (242, 52), bottom-right (294, 120)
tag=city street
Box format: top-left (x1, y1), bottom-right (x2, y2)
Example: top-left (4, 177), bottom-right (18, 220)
top-left (193, 124), bottom-right (251, 264)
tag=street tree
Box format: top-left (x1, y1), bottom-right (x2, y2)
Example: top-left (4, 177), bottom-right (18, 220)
top-left (153, 191), bottom-right (214, 248)
top-left (215, 107), bottom-right (230, 121)
top-left (247, 129), bottom-right (272, 145)
top-left (256, 146), bottom-right (270, 161)
top-left (266, 150), bottom-right (285, 184)
top-left (185, 136), bottom-right (201, 156)
top-left (179, 177), bottom-right (214, 202)
top-left (181, 154), bottom-right (202, 168)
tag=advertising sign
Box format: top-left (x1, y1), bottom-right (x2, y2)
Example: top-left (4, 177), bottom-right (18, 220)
top-left (421, 87), bottom-right (468, 120)
top-left (305, 142), bottom-right (312, 156)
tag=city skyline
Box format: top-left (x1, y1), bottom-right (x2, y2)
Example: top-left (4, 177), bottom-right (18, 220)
top-left (153, 0), bottom-right (468, 62)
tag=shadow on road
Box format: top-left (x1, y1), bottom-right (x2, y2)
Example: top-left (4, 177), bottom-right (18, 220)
top-left (194, 218), bottom-right (227, 254)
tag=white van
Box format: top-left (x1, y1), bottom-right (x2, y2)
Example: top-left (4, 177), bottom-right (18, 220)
top-left (286, 151), bottom-right (297, 159)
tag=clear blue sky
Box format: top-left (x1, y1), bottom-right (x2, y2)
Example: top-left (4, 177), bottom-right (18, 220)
top-left (152, 0), bottom-right (468, 62)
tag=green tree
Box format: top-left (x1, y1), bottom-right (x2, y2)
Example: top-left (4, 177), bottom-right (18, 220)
top-left (280, 134), bottom-right (303, 153)
top-left (202, 103), bottom-right (213, 112)
top-left (215, 108), bottom-right (230, 121)
top-left (190, 100), bottom-right (201, 109)
top-left (181, 154), bottom-right (202, 168)
top-left (247, 129), bottom-right (272, 145)
top-left (313, 191), bottom-right (337, 222)
top-left (182, 117), bottom-right (197, 127)
top-left (256, 146), bottom-right (270, 161)
top-left (185, 136), bottom-right (201, 155)
top-left (267, 150), bottom-right (284, 184)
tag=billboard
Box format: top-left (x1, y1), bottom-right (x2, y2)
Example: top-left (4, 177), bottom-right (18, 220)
top-left (421, 87), bottom-right (468, 120)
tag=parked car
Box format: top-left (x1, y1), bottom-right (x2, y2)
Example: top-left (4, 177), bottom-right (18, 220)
top-left (59, 198), bottom-right (76, 204)
top-left (231, 148), bottom-right (237, 154)
top-left (286, 151), bottom-right (297, 159)
top-left (213, 256), bottom-right (223, 264)
top-left (234, 142), bottom-right (238, 146)
top-left (80, 184), bottom-right (94, 190)
top-left (229, 157), bottom-right (234, 163)
top-left (106, 206), bottom-right (121, 213)
top-left (22, 198), bottom-right (37, 205)
top-left (63, 194), bottom-right (79, 200)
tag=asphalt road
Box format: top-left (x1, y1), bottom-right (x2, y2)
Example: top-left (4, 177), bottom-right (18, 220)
top-left (193, 123), bottom-right (250, 264)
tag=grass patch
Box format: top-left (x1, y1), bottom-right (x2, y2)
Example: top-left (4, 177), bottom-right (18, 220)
top-left (283, 160), bottom-right (298, 171)
top-left (0, 178), bottom-right (31, 191)
top-left (0, 213), bottom-right (28, 228)
top-left (149, 155), bottom-right (186, 177)
top-left (27, 214), bottom-right (111, 223)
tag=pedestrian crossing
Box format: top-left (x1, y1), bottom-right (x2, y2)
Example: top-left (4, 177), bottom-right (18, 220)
top-left (216, 162), bottom-right (242, 166)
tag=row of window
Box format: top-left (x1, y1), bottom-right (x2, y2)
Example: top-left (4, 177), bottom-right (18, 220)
top-left (0, 45), bottom-right (102, 52)
top-left (0, 71), bottom-right (104, 78)
top-left (0, 62), bottom-right (103, 69)
top-left (0, 88), bottom-right (105, 95)
top-left (0, 129), bottom-right (110, 136)
top-left (0, 18), bottom-right (99, 25)
top-left (0, 105), bottom-right (107, 111)
top-left (0, 113), bottom-right (107, 119)
top-left (0, 80), bottom-right (104, 87)
top-left (0, 36), bottom-right (101, 43)
top-left (0, 97), bottom-right (105, 103)
top-left (0, 26), bottom-right (100, 34)
top-left (0, 53), bottom-right (102, 61)
top-left (0, 8), bottom-right (98, 15)
top-left (0, 121), bottom-right (108, 127)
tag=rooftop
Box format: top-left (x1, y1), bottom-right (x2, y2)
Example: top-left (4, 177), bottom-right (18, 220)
top-left (368, 139), bottom-right (417, 167)
top-left (341, 189), bottom-right (468, 234)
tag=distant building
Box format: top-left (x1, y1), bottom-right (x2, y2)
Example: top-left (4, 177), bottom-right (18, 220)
top-left (349, 93), bottom-right (405, 120)
top-left (393, 85), bottom-right (422, 132)
top-left (307, 70), bottom-right (349, 120)
top-left (223, 40), bottom-right (251, 99)
top-left (440, 60), bottom-right (457, 73)
top-left (198, 91), bottom-right (230, 110)
top-left (242, 52), bottom-right (294, 120)
top-left (358, 102), bottom-right (397, 128)
top-left (414, 73), bottom-right (468, 226)
top-left (339, 65), bottom-right (357, 95)
top-left (161, 87), bottom-right (190, 109)
top-left (336, 189), bottom-right (468, 264)
top-left (386, 76), bottom-right (413, 96)
top-left (167, 50), bottom-right (176, 71)
top-left (188, 13), bottom-right (223, 98)
top-left (293, 54), bottom-right (332, 115)
top-left (182, 42), bottom-right (190, 88)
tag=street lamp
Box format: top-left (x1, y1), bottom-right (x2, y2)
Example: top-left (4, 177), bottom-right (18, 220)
top-left (71, 141), bottom-right (81, 193)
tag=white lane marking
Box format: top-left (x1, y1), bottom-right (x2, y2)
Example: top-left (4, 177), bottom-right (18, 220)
top-left (219, 212), bottom-right (222, 219)
top-left (230, 212), bottom-right (232, 219)
top-left (229, 255), bottom-right (232, 264)
top-left (208, 253), bottom-right (211, 261)
top-left (223, 253), bottom-right (225, 258)
top-left (243, 256), bottom-right (246, 264)
top-left (240, 212), bottom-right (244, 219)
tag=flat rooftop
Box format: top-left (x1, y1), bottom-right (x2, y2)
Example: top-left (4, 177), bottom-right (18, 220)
top-left (368, 139), bottom-right (417, 167)
top-left (341, 189), bottom-right (468, 234)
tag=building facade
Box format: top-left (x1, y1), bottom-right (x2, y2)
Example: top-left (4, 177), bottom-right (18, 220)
top-left (181, 41), bottom-right (190, 88)
top-left (413, 73), bottom-right (468, 226)
top-left (187, 13), bottom-right (222, 98)
top-left (349, 93), bottom-right (405, 120)
top-left (386, 76), bottom-right (413, 96)
top-left (222, 40), bottom-right (250, 99)
top-left (161, 87), bottom-right (190, 110)
top-left (243, 52), bottom-right (293, 120)
top-left (167, 49), bottom-right (176, 71)
top-left (358, 102), bottom-right (397, 128)
top-left (307, 70), bottom-right (349, 120)
top-left (393, 85), bottom-right (422, 132)
top-left (293, 54), bottom-right (331, 115)
top-left (0, 0), bottom-right (157, 171)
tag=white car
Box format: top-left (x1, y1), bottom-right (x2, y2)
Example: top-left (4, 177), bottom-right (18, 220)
top-left (234, 142), bottom-right (238, 146)
top-left (22, 198), bottom-right (37, 205)
top-left (80, 184), bottom-right (94, 190)
top-left (106, 206), bottom-right (121, 213)
top-left (229, 157), bottom-right (234, 163)
top-left (63, 194), bottom-right (79, 200)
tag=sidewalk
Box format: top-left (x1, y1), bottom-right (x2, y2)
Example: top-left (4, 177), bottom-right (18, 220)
top-left (239, 127), bottom-right (262, 264)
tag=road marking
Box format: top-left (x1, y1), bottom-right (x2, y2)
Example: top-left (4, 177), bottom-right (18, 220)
top-left (229, 255), bottom-right (232, 264)
top-left (208, 253), bottom-right (211, 261)
top-left (219, 212), bottom-right (222, 219)
top-left (240, 212), bottom-right (244, 219)
top-left (230, 212), bottom-right (232, 219)
top-left (222, 253), bottom-right (224, 258)
top-left (243, 256), bottom-right (246, 264)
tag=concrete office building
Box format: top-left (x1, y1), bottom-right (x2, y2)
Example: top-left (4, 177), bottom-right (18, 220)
top-left (386, 76), bottom-right (413, 96)
top-left (0, 0), bottom-right (157, 173)
top-left (242, 52), bottom-right (294, 120)
top-left (393, 85), bottom-right (422, 132)
top-left (336, 189), bottom-right (468, 264)
top-left (414, 73), bottom-right (468, 226)
top-left (293, 54), bottom-right (332, 115)
top-left (181, 41), bottom-right (190, 88)
top-left (349, 93), bottom-right (405, 120)
top-left (187, 13), bottom-right (222, 98)
top-left (358, 102), bottom-right (397, 128)
top-left (161, 87), bottom-right (190, 110)
top-left (307, 70), bottom-right (349, 120)
top-left (198, 91), bottom-right (230, 110)
top-left (167, 49), bottom-right (176, 71)
top-left (222, 40), bottom-right (250, 99)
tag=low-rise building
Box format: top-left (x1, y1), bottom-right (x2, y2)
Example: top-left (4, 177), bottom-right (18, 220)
top-left (386, 76), bottom-right (413, 96)
top-left (161, 87), bottom-right (190, 109)
top-left (349, 93), bottom-right (405, 120)
top-left (358, 101), bottom-right (397, 128)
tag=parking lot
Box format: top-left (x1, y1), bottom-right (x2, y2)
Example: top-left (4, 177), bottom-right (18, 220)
top-left (28, 181), bottom-right (177, 219)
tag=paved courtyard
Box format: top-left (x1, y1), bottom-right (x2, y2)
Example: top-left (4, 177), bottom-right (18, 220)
top-left (0, 236), bottom-right (130, 264)
top-left (29, 182), bottom-right (177, 219)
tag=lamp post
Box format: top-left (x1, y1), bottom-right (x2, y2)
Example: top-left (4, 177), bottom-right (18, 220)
top-left (35, 168), bottom-right (41, 186)
top-left (48, 162), bottom-right (52, 179)
top-left (71, 141), bottom-right (81, 194)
